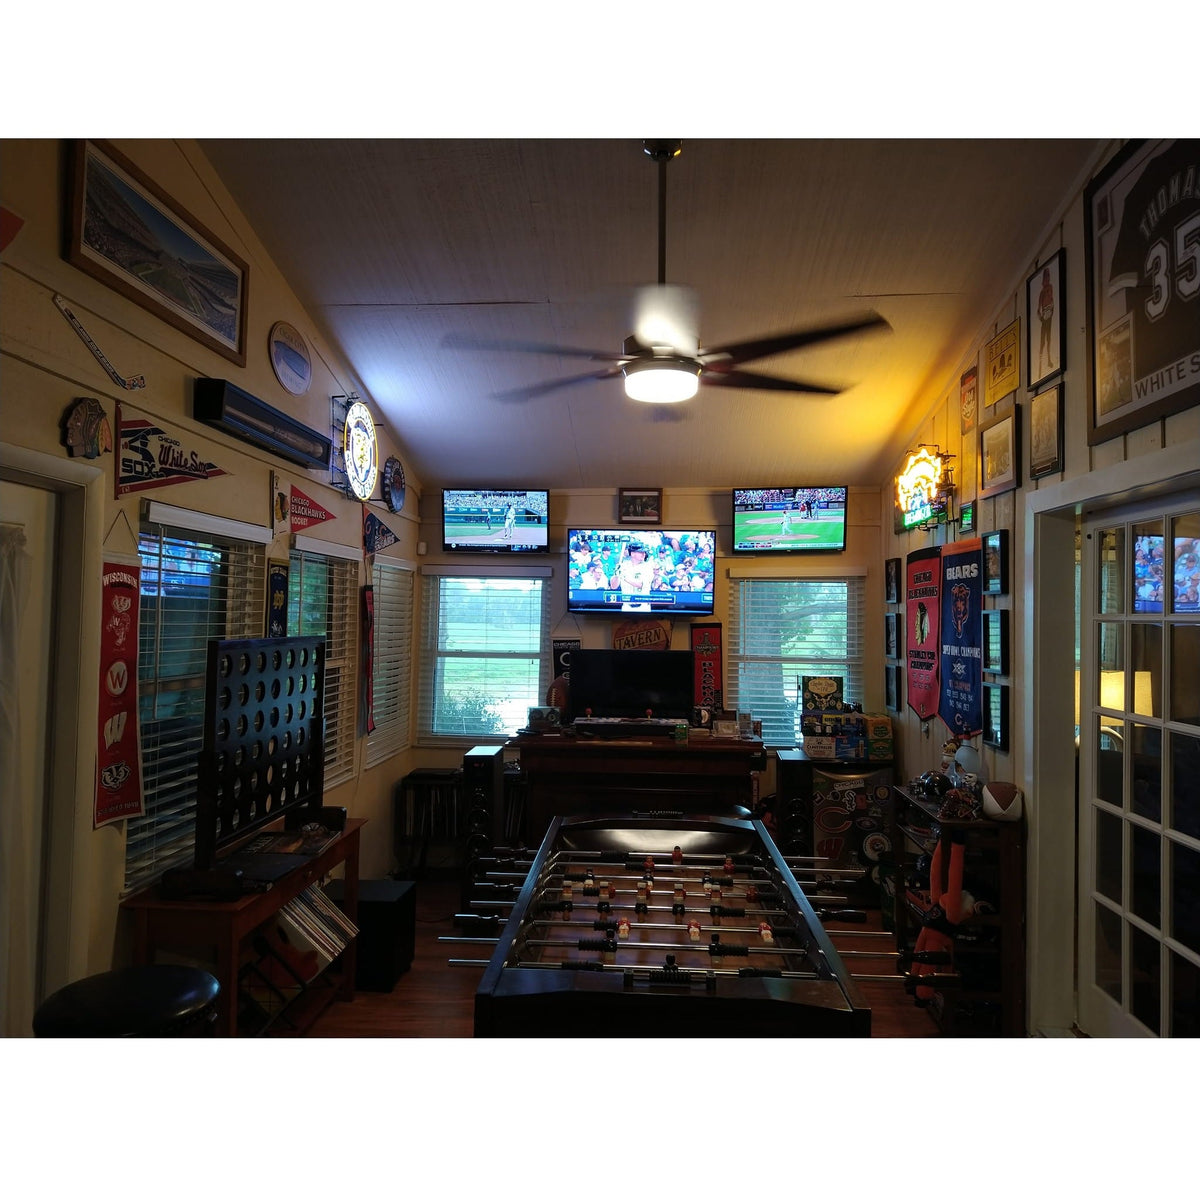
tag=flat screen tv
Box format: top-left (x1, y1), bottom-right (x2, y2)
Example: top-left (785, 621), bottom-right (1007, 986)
top-left (567, 648), bottom-right (695, 720)
top-left (566, 528), bottom-right (715, 616)
top-left (731, 486), bottom-right (848, 553)
top-left (442, 488), bottom-right (549, 553)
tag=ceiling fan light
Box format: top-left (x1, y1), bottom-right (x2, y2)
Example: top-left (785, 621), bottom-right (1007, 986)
top-left (623, 359), bottom-right (701, 403)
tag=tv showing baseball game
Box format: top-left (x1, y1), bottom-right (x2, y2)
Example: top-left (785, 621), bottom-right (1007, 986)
top-left (442, 488), bottom-right (550, 553)
top-left (731, 486), bottom-right (848, 554)
top-left (566, 528), bottom-right (716, 616)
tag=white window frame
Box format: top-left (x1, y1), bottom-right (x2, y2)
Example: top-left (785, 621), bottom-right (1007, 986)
top-left (726, 569), bottom-right (866, 748)
top-left (417, 565), bottom-right (552, 745)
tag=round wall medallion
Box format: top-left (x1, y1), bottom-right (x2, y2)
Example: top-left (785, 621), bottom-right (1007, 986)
top-left (382, 455), bottom-right (406, 512)
top-left (343, 401), bottom-right (378, 500)
top-left (268, 321), bottom-right (313, 396)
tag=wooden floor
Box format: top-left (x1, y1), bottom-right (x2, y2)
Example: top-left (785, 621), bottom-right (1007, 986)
top-left (306, 878), bottom-right (941, 1038)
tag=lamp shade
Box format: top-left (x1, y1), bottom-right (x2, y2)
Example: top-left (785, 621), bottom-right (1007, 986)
top-left (623, 358), bottom-right (700, 403)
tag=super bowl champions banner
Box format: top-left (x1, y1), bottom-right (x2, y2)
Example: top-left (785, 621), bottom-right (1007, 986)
top-left (116, 404), bottom-right (226, 496)
top-left (938, 538), bottom-right (983, 738)
top-left (95, 558), bottom-right (144, 827)
top-left (905, 547), bottom-right (942, 720)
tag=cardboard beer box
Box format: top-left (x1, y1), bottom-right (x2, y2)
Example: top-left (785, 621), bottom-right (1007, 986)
top-left (803, 734), bottom-right (866, 761)
top-left (863, 715), bottom-right (893, 741)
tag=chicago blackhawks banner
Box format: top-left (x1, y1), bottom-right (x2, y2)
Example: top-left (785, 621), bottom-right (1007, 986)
top-left (938, 537), bottom-right (984, 738)
top-left (95, 557), bottom-right (144, 827)
top-left (905, 546), bottom-right (941, 720)
top-left (690, 622), bottom-right (723, 710)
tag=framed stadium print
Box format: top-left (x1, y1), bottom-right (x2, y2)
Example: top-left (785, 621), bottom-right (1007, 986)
top-left (885, 664), bottom-right (901, 713)
top-left (1029, 385), bottom-right (1064, 479)
top-left (982, 610), bottom-right (1010, 675)
top-left (1026, 249), bottom-right (1065, 390)
top-left (1084, 139), bottom-right (1200, 446)
top-left (618, 488), bottom-right (662, 524)
top-left (66, 140), bottom-right (249, 366)
top-left (979, 407), bottom-right (1020, 500)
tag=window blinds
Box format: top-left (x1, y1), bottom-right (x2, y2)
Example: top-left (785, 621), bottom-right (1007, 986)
top-left (727, 576), bottom-right (865, 747)
top-left (125, 526), bottom-right (265, 893)
top-left (366, 561), bottom-right (414, 766)
top-left (417, 574), bottom-right (550, 740)
top-left (288, 550), bottom-right (357, 787)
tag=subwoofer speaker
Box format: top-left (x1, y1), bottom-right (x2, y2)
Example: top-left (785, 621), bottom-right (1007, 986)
top-left (461, 745), bottom-right (505, 909)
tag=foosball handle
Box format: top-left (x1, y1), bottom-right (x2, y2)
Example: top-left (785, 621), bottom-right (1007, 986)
top-left (815, 908), bottom-right (868, 923)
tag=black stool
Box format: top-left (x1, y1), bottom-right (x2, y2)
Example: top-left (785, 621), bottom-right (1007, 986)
top-left (33, 965), bottom-right (221, 1037)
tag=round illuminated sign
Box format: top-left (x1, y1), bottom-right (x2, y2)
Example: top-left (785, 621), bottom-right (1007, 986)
top-left (343, 401), bottom-right (378, 501)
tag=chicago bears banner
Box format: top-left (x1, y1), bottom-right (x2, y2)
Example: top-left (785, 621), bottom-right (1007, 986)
top-left (95, 557), bottom-right (144, 827)
top-left (905, 547), bottom-right (941, 719)
top-left (938, 537), bottom-right (984, 738)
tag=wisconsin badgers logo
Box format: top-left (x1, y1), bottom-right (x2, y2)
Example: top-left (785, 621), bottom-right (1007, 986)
top-left (951, 583), bottom-right (971, 635)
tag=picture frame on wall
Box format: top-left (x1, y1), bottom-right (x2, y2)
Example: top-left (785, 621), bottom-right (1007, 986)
top-left (617, 487), bottom-right (663, 525)
top-left (984, 318), bottom-right (1020, 408)
top-left (885, 664), bottom-right (901, 713)
top-left (885, 557), bottom-right (901, 604)
top-left (983, 529), bottom-right (1010, 596)
top-left (960, 362), bottom-right (979, 434)
top-left (982, 610), bottom-right (1010, 675)
top-left (66, 140), bottom-right (249, 366)
top-left (1029, 385), bottom-right (1064, 480)
top-left (983, 682), bottom-right (1010, 750)
top-left (1084, 139), bottom-right (1200, 445)
top-left (1026, 248), bottom-right (1066, 390)
top-left (884, 612), bottom-right (899, 660)
top-left (979, 407), bottom-right (1021, 500)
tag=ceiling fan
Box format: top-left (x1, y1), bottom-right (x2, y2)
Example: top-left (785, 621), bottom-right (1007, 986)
top-left (443, 140), bottom-right (890, 404)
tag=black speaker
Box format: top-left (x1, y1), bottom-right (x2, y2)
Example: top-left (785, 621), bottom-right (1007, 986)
top-left (461, 745), bottom-right (505, 907)
top-left (774, 750), bottom-right (815, 857)
top-left (327, 878), bottom-right (415, 993)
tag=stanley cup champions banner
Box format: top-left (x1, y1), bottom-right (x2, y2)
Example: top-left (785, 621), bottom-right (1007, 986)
top-left (905, 547), bottom-right (942, 720)
top-left (938, 538), bottom-right (984, 738)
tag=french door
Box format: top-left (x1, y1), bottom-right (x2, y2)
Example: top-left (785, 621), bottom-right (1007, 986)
top-left (1077, 494), bottom-right (1200, 1036)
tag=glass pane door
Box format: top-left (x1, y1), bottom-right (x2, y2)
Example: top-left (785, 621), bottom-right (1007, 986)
top-left (1078, 501), bottom-right (1200, 1037)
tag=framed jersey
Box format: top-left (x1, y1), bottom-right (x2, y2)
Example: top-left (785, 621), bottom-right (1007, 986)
top-left (1084, 138), bottom-right (1200, 445)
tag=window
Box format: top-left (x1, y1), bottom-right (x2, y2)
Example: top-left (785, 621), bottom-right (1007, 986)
top-left (125, 523), bottom-right (266, 892)
top-left (288, 549), bottom-right (357, 786)
top-left (366, 560), bottom-right (414, 766)
top-left (727, 575), bottom-right (866, 746)
top-left (418, 571), bottom-right (551, 741)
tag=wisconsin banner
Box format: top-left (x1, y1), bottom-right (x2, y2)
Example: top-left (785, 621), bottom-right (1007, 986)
top-left (905, 546), bottom-right (941, 720)
top-left (116, 404), bottom-right (226, 496)
top-left (95, 558), bottom-right (145, 827)
top-left (938, 537), bottom-right (984, 738)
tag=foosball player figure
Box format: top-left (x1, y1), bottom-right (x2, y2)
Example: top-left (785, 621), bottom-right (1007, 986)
top-left (672, 845), bottom-right (683, 865)
top-left (746, 883), bottom-right (758, 903)
top-left (644, 855), bottom-right (655, 872)
top-left (687, 919), bottom-right (702, 941)
top-left (702, 873), bottom-right (713, 896)
top-left (561, 881), bottom-right (573, 901)
top-left (672, 883), bottom-right (687, 915)
top-left (758, 921), bottom-right (774, 944)
top-left (599, 878), bottom-right (612, 899)
top-left (642, 872), bottom-right (653, 894)
top-left (723, 855), bottom-right (735, 874)
top-left (617, 916), bottom-right (631, 939)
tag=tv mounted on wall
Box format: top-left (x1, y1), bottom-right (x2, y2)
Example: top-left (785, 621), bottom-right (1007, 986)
top-left (442, 488), bottom-right (549, 553)
top-left (566, 528), bottom-right (715, 617)
top-left (731, 486), bottom-right (848, 553)
top-left (567, 648), bottom-right (696, 720)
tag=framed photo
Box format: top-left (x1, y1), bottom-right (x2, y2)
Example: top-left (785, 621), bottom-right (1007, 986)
top-left (885, 664), bottom-right (901, 713)
top-left (982, 610), bottom-right (1010, 675)
top-left (982, 529), bottom-right (1010, 596)
top-left (1085, 139), bottom-right (1200, 446)
top-left (1026, 249), bottom-right (1066, 390)
top-left (617, 487), bottom-right (662, 525)
top-left (960, 362), bottom-right (979, 434)
top-left (983, 682), bottom-right (1010, 751)
top-left (979, 407), bottom-right (1021, 500)
top-left (984, 319), bottom-right (1020, 408)
top-left (67, 140), bottom-right (249, 366)
top-left (959, 500), bottom-right (976, 535)
top-left (885, 557), bottom-right (901, 604)
top-left (884, 612), bottom-right (899, 660)
top-left (1029, 385), bottom-right (1064, 480)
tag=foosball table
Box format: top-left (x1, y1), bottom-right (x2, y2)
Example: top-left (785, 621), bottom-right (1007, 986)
top-left (458, 813), bottom-right (873, 1036)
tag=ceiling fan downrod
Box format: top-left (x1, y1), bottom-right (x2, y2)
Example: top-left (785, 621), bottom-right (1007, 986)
top-left (642, 140), bottom-right (682, 286)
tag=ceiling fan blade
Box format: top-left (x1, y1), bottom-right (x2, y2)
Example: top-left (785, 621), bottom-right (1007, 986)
top-left (492, 366), bottom-right (623, 403)
top-left (442, 331), bottom-right (627, 363)
top-left (633, 284), bottom-right (699, 356)
top-left (699, 368), bottom-right (841, 394)
top-left (700, 312), bottom-right (890, 367)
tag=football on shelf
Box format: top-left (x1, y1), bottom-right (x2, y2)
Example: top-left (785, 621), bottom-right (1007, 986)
top-left (982, 781), bottom-right (1023, 822)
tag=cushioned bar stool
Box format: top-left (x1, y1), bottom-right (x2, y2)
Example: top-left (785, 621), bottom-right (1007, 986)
top-left (33, 965), bottom-right (221, 1037)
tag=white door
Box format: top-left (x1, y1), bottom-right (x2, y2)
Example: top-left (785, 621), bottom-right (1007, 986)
top-left (1077, 494), bottom-right (1200, 1037)
top-left (0, 479), bottom-right (58, 1037)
